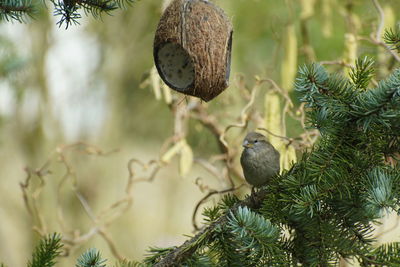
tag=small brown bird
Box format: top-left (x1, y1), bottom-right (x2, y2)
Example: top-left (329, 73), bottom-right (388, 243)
top-left (240, 132), bottom-right (280, 191)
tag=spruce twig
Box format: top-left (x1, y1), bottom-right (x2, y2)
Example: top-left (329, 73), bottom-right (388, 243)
top-left (0, 0), bottom-right (34, 22)
top-left (27, 233), bottom-right (63, 267)
top-left (153, 190), bottom-right (267, 267)
top-left (76, 248), bottom-right (107, 267)
top-left (383, 27), bottom-right (400, 53)
top-left (349, 57), bottom-right (375, 90)
top-left (52, 0), bottom-right (117, 29)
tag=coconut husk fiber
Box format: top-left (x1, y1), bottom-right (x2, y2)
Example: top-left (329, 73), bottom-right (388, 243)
top-left (154, 0), bottom-right (233, 102)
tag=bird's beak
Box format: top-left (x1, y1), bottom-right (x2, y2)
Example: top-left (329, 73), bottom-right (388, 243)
top-left (242, 140), bottom-right (253, 148)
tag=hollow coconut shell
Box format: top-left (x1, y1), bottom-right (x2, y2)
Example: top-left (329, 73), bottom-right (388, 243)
top-left (154, 0), bottom-right (233, 102)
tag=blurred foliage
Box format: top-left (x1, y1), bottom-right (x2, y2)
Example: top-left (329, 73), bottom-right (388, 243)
top-left (0, 0), bottom-right (136, 28)
top-left (0, 0), bottom-right (400, 266)
top-left (0, 0), bottom-right (34, 23)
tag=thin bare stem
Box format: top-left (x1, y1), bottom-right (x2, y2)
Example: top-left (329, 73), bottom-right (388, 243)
top-left (99, 228), bottom-right (124, 261)
top-left (371, 0), bottom-right (384, 42)
top-left (364, 0), bottom-right (400, 62)
top-left (220, 84), bottom-right (259, 148)
top-left (320, 60), bottom-right (353, 68)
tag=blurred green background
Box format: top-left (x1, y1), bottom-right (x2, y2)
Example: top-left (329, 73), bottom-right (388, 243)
top-left (1, 0), bottom-right (400, 266)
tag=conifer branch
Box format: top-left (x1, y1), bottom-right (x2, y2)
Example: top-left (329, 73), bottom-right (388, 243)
top-left (149, 62), bottom-right (400, 266)
top-left (383, 27), bottom-right (400, 53)
top-left (0, 0), bottom-right (34, 22)
top-left (52, 0), bottom-right (117, 29)
top-left (76, 248), bottom-right (107, 267)
top-left (227, 206), bottom-right (281, 260)
top-left (367, 242), bottom-right (400, 265)
top-left (153, 190), bottom-right (268, 267)
top-left (27, 233), bottom-right (63, 267)
top-left (349, 57), bottom-right (375, 90)
top-left (0, 0), bottom-right (136, 27)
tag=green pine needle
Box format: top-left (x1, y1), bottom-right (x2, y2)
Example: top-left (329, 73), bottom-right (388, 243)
top-left (219, 194), bottom-right (240, 210)
top-left (181, 253), bottom-right (214, 267)
top-left (228, 206), bottom-right (279, 257)
top-left (52, 0), bottom-right (117, 29)
top-left (113, 0), bottom-right (134, 9)
top-left (76, 248), bottom-right (107, 267)
top-left (202, 205), bottom-right (222, 223)
top-left (292, 184), bottom-right (320, 217)
top-left (367, 242), bottom-right (400, 265)
top-left (349, 57), bottom-right (375, 90)
top-left (296, 63), bottom-right (329, 107)
top-left (27, 233), bottom-right (63, 267)
top-left (363, 168), bottom-right (397, 213)
top-left (0, 0), bottom-right (34, 23)
top-left (143, 247), bottom-right (176, 265)
top-left (383, 27), bottom-right (400, 53)
top-left (202, 194), bottom-right (239, 224)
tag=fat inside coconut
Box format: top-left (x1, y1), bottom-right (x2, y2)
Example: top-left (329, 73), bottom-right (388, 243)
top-left (156, 43), bottom-right (195, 91)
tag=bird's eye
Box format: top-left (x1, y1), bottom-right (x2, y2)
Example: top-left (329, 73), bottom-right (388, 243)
top-left (254, 140), bottom-right (258, 143)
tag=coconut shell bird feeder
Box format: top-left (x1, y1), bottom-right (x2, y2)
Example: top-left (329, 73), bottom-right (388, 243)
top-left (153, 0), bottom-right (233, 102)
